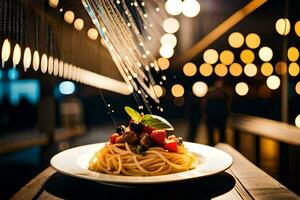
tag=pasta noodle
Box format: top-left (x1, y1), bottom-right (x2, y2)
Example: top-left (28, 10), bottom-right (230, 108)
top-left (89, 143), bottom-right (196, 176)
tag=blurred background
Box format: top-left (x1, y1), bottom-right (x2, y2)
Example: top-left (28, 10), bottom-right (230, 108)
top-left (1, 0), bottom-right (300, 199)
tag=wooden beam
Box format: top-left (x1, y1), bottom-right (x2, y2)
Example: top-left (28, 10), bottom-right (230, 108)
top-left (175, 0), bottom-right (268, 65)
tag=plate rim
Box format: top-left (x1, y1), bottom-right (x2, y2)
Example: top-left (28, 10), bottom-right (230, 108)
top-left (50, 142), bottom-right (233, 185)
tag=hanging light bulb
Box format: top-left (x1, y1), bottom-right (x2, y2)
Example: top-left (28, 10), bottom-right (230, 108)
top-left (87, 28), bottom-right (99, 40)
top-left (33, 50), bottom-right (40, 71)
top-left (182, 0), bottom-right (201, 18)
top-left (48, 56), bottom-right (54, 75)
top-left (59, 60), bottom-right (64, 77)
top-left (64, 11), bottom-right (75, 24)
top-left (275, 18), bottom-right (290, 36)
top-left (165, 0), bottom-right (182, 16)
top-left (1, 39), bottom-right (11, 68)
top-left (53, 58), bottom-right (59, 76)
top-left (12, 44), bottom-right (21, 68)
top-left (23, 47), bottom-right (32, 71)
top-left (41, 54), bottom-right (48, 73)
top-left (74, 18), bottom-right (84, 31)
top-left (159, 45), bottom-right (174, 58)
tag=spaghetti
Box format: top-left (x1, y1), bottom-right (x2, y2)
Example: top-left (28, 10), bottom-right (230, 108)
top-left (89, 143), bottom-right (196, 176)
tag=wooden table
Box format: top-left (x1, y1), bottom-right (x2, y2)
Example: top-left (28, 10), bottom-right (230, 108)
top-left (11, 144), bottom-right (299, 200)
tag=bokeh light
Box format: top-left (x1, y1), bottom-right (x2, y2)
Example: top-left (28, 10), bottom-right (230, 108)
top-left (23, 47), bottom-right (32, 71)
top-left (157, 57), bottom-right (170, 70)
top-left (295, 21), bottom-right (300, 37)
top-left (203, 49), bottom-right (218, 64)
top-left (182, 0), bottom-right (201, 18)
top-left (41, 53), bottom-right (48, 73)
top-left (165, 0), bottom-right (182, 16)
top-left (160, 33), bottom-right (177, 48)
top-left (240, 49), bottom-right (255, 64)
top-left (153, 85), bottom-right (164, 98)
top-left (295, 82), bottom-right (300, 95)
top-left (87, 28), bottom-right (99, 40)
top-left (192, 81), bottom-right (208, 97)
top-left (259, 46), bottom-right (273, 62)
top-left (296, 115), bottom-right (300, 128)
top-left (1, 39), bottom-right (11, 64)
top-left (289, 63), bottom-right (300, 77)
top-left (163, 18), bottom-right (180, 33)
top-left (244, 63), bottom-right (257, 77)
top-left (245, 33), bottom-right (261, 49)
top-left (183, 62), bottom-right (197, 77)
top-left (275, 61), bottom-right (287, 75)
top-left (215, 63), bottom-right (228, 77)
top-left (199, 63), bottom-right (213, 76)
top-left (261, 62), bottom-right (273, 76)
top-left (64, 11), bottom-right (75, 24)
top-left (12, 44), bottom-right (21, 66)
top-left (228, 32), bottom-right (244, 48)
top-left (33, 51), bottom-right (40, 71)
top-left (220, 50), bottom-right (234, 65)
top-left (229, 63), bottom-right (242, 76)
top-left (235, 82), bottom-right (249, 96)
top-left (287, 47), bottom-right (299, 62)
top-left (275, 18), bottom-right (290, 36)
top-left (266, 75), bottom-right (280, 90)
top-left (159, 45), bottom-right (174, 58)
top-left (74, 18), bottom-right (84, 31)
top-left (171, 84), bottom-right (184, 97)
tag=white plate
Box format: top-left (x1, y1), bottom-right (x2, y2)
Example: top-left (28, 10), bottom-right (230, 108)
top-left (50, 142), bottom-right (233, 184)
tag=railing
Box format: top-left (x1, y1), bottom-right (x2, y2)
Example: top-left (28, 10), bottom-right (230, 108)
top-left (228, 113), bottom-right (300, 183)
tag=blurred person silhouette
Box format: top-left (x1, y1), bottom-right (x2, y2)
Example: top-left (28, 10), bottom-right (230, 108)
top-left (186, 91), bottom-right (202, 142)
top-left (204, 79), bottom-right (229, 146)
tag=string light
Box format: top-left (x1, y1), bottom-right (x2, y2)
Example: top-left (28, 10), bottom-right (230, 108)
top-left (153, 85), bottom-right (164, 98)
top-left (49, 0), bottom-right (59, 8)
top-left (235, 82), bottom-right (249, 96)
top-left (229, 63), bottom-right (242, 76)
top-left (183, 62), bottom-right (197, 76)
top-left (261, 62), bottom-right (273, 76)
top-left (203, 49), bottom-right (218, 64)
top-left (289, 62), bottom-right (299, 76)
top-left (199, 63), bottom-right (213, 77)
top-left (259, 46), bottom-right (273, 62)
top-left (53, 58), bottom-right (59, 76)
top-left (171, 84), bottom-right (184, 97)
top-left (245, 33), bottom-right (260, 49)
top-left (182, 0), bottom-right (201, 18)
top-left (275, 18), bottom-right (290, 36)
top-left (41, 54), bottom-right (48, 73)
top-left (228, 32), bottom-right (244, 48)
top-left (64, 11), bottom-right (75, 24)
top-left (59, 60), bottom-right (64, 77)
top-left (87, 28), bottom-right (99, 40)
top-left (1, 39), bottom-right (11, 67)
top-left (192, 81), bottom-right (208, 97)
top-left (287, 47), bottom-right (299, 62)
top-left (266, 75), bottom-right (280, 90)
top-left (240, 49), bottom-right (254, 64)
top-left (220, 50), bottom-right (234, 65)
top-left (48, 56), bottom-right (54, 75)
top-left (33, 51), bottom-right (40, 71)
top-left (215, 63), bottom-right (228, 77)
top-left (163, 18), bottom-right (179, 33)
top-left (23, 47), bottom-right (32, 71)
top-left (12, 44), bottom-right (21, 67)
top-left (74, 18), bottom-right (84, 31)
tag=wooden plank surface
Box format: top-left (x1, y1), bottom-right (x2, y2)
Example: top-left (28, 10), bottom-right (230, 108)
top-left (215, 143), bottom-right (300, 200)
top-left (11, 143), bottom-right (299, 200)
top-left (10, 167), bottom-right (57, 200)
top-left (228, 113), bottom-right (300, 146)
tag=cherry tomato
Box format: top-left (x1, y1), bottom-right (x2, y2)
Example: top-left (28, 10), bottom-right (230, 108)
top-left (109, 133), bottom-right (119, 144)
top-left (164, 140), bottom-right (178, 152)
top-left (150, 130), bottom-right (166, 146)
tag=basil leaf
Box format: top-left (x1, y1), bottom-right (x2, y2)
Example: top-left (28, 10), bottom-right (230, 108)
top-left (124, 106), bottom-right (141, 122)
top-left (141, 114), bottom-right (174, 130)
